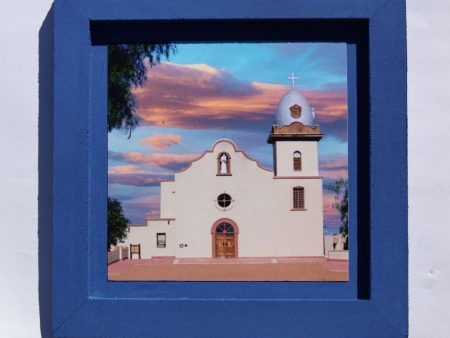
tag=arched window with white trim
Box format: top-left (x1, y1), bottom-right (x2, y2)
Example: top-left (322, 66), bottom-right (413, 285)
top-left (293, 151), bottom-right (302, 171)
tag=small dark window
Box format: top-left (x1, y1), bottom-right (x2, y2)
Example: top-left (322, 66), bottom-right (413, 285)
top-left (293, 151), bottom-right (302, 171)
top-left (293, 186), bottom-right (305, 209)
top-left (156, 233), bottom-right (166, 248)
top-left (216, 223), bottom-right (235, 233)
top-left (217, 193), bottom-right (232, 208)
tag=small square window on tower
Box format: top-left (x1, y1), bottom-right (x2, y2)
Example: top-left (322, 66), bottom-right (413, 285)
top-left (156, 233), bottom-right (166, 248)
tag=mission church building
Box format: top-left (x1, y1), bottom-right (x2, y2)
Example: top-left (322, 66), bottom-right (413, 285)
top-left (123, 81), bottom-right (325, 259)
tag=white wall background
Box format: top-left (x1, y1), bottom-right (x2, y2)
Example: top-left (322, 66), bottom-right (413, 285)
top-left (0, 0), bottom-right (449, 337)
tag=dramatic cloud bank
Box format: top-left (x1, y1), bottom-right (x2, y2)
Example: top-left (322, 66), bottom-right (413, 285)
top-left (139, 134), bottom-right (182, 149)
top-left (121, 195), bottom-right (161, 222)
top-left (132, 62), bottom-right (347, 138)
top-left (108, 165), bottom-right (172, 186)
top-left (108, 173), bottom-right (169, 187)
top-left (319, 155), bottom-right (348, 181)
top-left (109, 151), bottom-right (200, 171)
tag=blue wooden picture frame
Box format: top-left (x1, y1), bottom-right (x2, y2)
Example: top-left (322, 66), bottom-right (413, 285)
top-left (39, 0), bottom-right (407, 337)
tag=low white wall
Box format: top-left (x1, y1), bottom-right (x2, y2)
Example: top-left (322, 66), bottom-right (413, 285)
top-left (108, 246), bottom-right (129, 263)
top-left (324, 235), bottom-right (334, 255)
top-left (107, 247), bottom-right (121, 264)
top-left (120, 246), bottom-right (129, 260)
top-left (328, 250), bottom-right (349, 261)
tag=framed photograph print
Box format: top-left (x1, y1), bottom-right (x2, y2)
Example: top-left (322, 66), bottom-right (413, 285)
top-left (106, 42), bottom-right (350, 283)
top-left (39, 0), bottom-right (407, 337)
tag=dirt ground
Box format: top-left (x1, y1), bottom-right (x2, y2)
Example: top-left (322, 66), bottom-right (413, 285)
top-left (108, 257), bottom-right (348, 281)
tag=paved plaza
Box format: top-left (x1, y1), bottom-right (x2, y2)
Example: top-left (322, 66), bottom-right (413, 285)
top-left (108, 257), bottom-right (348, 281)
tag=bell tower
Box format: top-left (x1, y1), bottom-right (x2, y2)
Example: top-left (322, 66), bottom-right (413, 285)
top-left (267, 122), bottom-right (323, 177)
top-left (268, 75), bottom-right (323, 177)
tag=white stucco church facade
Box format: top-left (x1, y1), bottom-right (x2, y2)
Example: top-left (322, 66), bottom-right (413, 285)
top-left (123, 85), bottom-right (325, 259)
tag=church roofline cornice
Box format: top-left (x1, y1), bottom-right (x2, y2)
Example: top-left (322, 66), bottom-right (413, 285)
top-left (267, 122), bottom-right (323, 143)
top-left (210, 138), bottom-right (238, 151)
top-left (267, 134), bottom-right (323, 143)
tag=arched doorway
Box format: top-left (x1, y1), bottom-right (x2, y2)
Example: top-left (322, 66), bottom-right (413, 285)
top-left (211, 218), bottom-right (239, 258)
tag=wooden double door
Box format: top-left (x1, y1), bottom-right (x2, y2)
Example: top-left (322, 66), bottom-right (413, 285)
top-left (215, 234), bottom-right (235, 258)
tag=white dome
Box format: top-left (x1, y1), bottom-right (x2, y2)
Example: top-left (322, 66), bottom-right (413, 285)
top-left (275, 89), bottom-right (315, 126)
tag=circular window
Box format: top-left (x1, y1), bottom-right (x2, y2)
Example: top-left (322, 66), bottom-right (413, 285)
top-left (217, 193), bottom-right (232, 208)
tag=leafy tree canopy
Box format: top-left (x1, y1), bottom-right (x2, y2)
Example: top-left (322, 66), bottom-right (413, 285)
top-left (107, 197), bottom-right (130, 251)
top-left (108, 44), bottom-right (177, 136)
top-left (326, 178), bottom-right (349, 236)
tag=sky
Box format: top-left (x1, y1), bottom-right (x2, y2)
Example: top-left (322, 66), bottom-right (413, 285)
top-left (108, 43), bottom-right (348, 235)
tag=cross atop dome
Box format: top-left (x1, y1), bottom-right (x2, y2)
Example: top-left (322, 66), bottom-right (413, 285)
top-left (288, 72), bottom-right (299, 88)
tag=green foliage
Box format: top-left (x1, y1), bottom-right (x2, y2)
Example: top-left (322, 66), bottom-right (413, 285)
top-left (326, 179), bottom-right (349, 236)
top-left (108, 44), bottom-right (177, 136)
top-left (107, 197), bottom-right (130, 251)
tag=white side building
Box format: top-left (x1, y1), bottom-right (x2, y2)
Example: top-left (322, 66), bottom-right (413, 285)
top-left (123, 88), bottom-right (325, 259)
